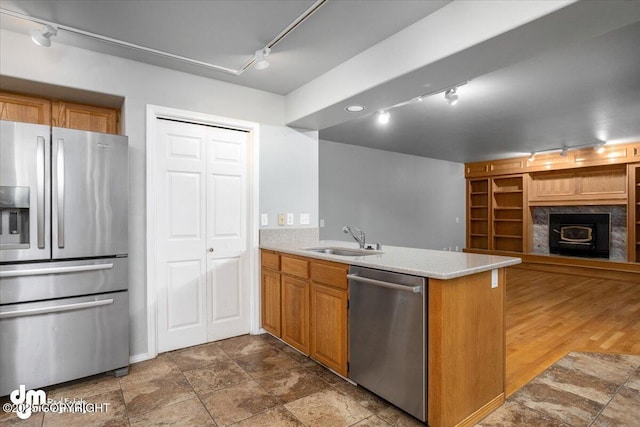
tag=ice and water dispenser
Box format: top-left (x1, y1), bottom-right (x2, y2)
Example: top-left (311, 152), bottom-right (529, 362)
top-left (0, 186), bottom-right (30, 249)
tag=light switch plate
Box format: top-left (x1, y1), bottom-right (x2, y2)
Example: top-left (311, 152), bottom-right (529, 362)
top-left (260, 214), bottom-right (268, 226)
top-left (491, 269), bottom-right (498, 288)
top-left (278, 214), bottom-right (286, 226)
top-left (300, 213), bottom-right (310, 225)
top-left (286, 213), bottom-right (294, 225)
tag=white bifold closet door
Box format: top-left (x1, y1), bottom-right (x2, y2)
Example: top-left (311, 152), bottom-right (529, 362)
top-left (155, 118), bottom-right (250, 352)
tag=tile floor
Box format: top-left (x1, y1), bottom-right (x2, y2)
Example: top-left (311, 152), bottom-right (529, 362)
top-left (2, 336), bottom-right (639, 427)
top-left (0, 334), bottom-right (423, 427)
top-left (478, 352), bottom-right (640, 426)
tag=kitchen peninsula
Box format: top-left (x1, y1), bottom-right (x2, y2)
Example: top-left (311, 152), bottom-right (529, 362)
top-left (260, 241), bottom-right (521, 427)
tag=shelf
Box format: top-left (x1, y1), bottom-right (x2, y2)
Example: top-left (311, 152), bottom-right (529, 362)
top-left (471, 205), bottom-right (489, 209)
top-left (470, 233), bottom-right (489, 237)
top-left (494, 190), bottom-right (523, 194)
top-left (470, 192), bottom-right (489, 195)
top-left (494, 219), bottom-right (523, 223)
top-left (470, 218), bottom-right (488, 221)
top-left (494, 235), bottom-right (523, 239)
top-left (494, 207), bottom-right (523, 210)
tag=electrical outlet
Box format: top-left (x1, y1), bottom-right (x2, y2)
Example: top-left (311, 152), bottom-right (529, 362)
top-left (277, 214), bottom-right (286, 226)
top-left (491, 269), bottom-right (498, 288)
top-left (286, 213), bottom-right (294, 225)
top-left (260, 214), bottom-right (268, 226)
top-left (300, 213), bottom-right (310, 225)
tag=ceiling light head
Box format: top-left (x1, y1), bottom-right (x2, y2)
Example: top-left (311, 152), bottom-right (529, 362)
top-left (30, 24), bottom-right (57, 47)
top-left (377, 110), bottom-right (390, 125)
top-left (528, 152), bottom-right (536, 162)
top-left (594, 142), bottom-right (606, 154)
top-left (253, 47), bottom-right (271, 70)
top-left (444, 87), bottom-right (459, 106)
top-left (560, 148), bottom-right (568, 157)
top-left (345, 105), bottom-right (365, 113)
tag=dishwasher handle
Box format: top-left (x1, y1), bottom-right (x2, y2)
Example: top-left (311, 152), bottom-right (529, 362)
top-left (347, 274), bottom-right (423, 293)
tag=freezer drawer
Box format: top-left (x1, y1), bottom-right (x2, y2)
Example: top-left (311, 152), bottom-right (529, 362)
top-left (0, 258), bottom-right (128, 304)
top-left (0, 291), bottom-right (129, 396)
top-left (51, 127), bottom-right (128, 259)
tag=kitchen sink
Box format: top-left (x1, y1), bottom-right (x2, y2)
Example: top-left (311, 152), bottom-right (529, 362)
top-left (305, 247), bottom-right (382, 256)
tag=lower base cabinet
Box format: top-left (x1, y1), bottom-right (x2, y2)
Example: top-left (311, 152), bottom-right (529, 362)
top-left (310, 283), bottom-right (348, 376)
top-left (260, 250), bottom-right (348, 376)
top-left (281, 275), bottom-right (310, 354)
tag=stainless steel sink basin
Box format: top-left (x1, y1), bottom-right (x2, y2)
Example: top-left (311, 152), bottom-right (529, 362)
top-left (305, 247), bottom-right (382, 256)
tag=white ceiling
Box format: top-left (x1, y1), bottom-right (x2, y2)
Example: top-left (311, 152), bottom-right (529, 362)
top-left (1, 0), bottom-right (639, 164)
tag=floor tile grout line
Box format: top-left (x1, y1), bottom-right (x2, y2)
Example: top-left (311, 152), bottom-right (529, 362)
top-left (586, 367), bottom-right (637, 427)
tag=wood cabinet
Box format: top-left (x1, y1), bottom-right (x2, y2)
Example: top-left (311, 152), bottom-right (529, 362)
top-left (467, 175), bottom-right (526, 253)
top-left (492, 175), bottom-right (525, 252)
top-left (467, 179), bottom-right (490, 250)
top-left (630, 164), bottom-right (640, 262)
top-left (0, 92), bottom-right (51, 125)
top-left (310, 260), bottom-right (349, 376)
top-left (260, 250), bottom-right (349, 376)
top-left (529, 165), bottom-right (627, 205)
top-left (0, 91), bottom-right (120, 134)
top-left (52, 100), bottom-right (120, 134)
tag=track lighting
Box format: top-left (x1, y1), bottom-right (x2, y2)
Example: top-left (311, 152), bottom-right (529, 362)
top-left (528, 152), bottom-right (536, 162)
top-left (560, 148), bottom-right (568, 157)
top-left (444, 88), bottom-right (459, 106)
top-left (253, 48), bottom-right (271, 70)
top-left (377, 111), bottom-right (390, 125)
top-left (594, 142), bottom-right (606, 154)
top-left (30, 24), bottom-right (57, 47)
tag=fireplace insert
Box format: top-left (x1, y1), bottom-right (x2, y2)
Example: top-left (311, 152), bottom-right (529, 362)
top-left (549, 213), bottom-right (610, 258)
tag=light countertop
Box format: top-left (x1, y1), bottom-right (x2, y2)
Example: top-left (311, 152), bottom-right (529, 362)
top-left (260, 240), bottom-right (522, 280)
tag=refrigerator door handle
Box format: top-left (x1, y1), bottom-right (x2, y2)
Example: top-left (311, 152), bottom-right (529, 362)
top-left (0, 299), bottom-right (114, 319)
top-left (0, 263), bottom-right (114, 278)
top-left (36, 136), bottom-right (46, 249)
top-left (57, 138), bottom-right (65, 248)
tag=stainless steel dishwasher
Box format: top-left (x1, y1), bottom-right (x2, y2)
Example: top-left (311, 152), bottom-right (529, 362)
top-left (348, 266), bottom-right (427, 421)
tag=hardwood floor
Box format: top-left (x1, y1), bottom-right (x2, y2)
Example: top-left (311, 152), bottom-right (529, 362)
top-left (505, 266), bottom-right (640, 396)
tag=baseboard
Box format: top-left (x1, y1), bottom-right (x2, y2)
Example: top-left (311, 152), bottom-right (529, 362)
top-left (129, 352), bottom-right (154, 364)
top-left (455, 393), bottom-right (504, 427)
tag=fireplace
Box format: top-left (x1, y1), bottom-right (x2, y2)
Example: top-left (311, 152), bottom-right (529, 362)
top-left (549, 213), bottom-right (610, 258)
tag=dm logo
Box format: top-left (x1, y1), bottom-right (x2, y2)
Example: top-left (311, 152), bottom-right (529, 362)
top-left (10, 385), bottom-right (46, 420)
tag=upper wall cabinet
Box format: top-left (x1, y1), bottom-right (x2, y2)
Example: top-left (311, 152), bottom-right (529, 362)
top-left (0, 92), bottom-right (121, 135)
top-left (0, 92), bottom-right (51, 125)
top-left (465, 142), bottom-right (640, 178)
top-left (52, 101), bottom-right (120, 135)
top-left (528, 165), bottom-right (627, 205)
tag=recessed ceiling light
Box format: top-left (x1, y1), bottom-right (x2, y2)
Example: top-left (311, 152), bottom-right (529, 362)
top-left (345, 105), bottom-right (365, 112)
top-left (377, 111), bottom-right (390, 124)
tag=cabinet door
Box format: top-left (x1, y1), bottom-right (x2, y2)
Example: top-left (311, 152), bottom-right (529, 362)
top-left (261, 269), bottom-right (281, 336)
top-left (310, 283), bottom-right (348, 376)
top-left (281, 275), bottom-right (309, 354)
top-left (52, 101), bottom-right (119, 134)
top-left (0, 92), bottom-right (51, 125)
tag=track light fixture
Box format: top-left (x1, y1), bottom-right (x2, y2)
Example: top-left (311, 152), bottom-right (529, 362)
top-left (527, 140), bottom-right (609, 161)
top-left (377, 111), bottom-right (390, 125)
top-left (30, 24), bottom-right (57, 47)
top-left (253, 48), bottom-right (271, 70)
top-left (444, 87), bottom-right (459, 106)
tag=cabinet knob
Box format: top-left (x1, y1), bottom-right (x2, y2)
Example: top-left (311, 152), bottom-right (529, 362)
top-left (209, 248), bottom-right (214, 252)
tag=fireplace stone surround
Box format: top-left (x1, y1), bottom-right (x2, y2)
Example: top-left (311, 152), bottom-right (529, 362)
top-left (532, 206), bottom-right (627, 261)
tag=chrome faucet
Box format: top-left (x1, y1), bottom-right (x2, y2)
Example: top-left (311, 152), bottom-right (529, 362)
top-left (342, 226), bottom-right (366, 249)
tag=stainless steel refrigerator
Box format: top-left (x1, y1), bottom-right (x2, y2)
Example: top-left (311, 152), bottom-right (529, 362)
top-left (0, 120), bottom-right (129, 396)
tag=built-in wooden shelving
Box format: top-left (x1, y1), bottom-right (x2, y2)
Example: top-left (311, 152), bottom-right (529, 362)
top-left (632, 164), bottom-right (640, 262)
top-left (467, 179), bottom-right (490, 250)
top-left (492, 176), bottom-right (525, 253)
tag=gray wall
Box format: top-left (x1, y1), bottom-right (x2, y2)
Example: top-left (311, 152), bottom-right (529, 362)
top-left (319, 140), bottom-right (465, 250)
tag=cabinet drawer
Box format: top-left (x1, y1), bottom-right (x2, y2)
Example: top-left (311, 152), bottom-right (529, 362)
top-left (281, 256), bottom-right (309, 278)
top-left (311, 261), bottom-right (348, 289)
top-left (261, 250), bottom-right (280, 270)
